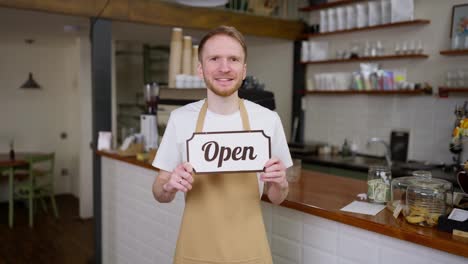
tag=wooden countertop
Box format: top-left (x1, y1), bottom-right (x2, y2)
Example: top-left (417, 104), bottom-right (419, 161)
top-left (97, 151), bottom-right (468, 258)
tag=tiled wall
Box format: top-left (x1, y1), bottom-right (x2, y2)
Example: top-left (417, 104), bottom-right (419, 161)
top-left (102, 158), bottom-right (467, 264)
top-left (304, 96), bottom-right (468, 164)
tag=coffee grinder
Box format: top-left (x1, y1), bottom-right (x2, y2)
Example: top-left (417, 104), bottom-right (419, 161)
top-left (140, 82), bottom-right (160, 151)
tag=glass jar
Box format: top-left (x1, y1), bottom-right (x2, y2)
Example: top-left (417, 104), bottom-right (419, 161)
top-left (403, 177), bottom-right (453, 227)
top-left (367, 166), bottom-right (391, 203)
top-left (387, 171), bottom-right (432, 211)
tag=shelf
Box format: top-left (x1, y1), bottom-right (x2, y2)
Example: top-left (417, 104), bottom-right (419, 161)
top-left (439, 49), bottom-right (468, 56)
top-left (438, 87), bottom-right (468, 97)
top-left (305, 90), bottom-right (432, 95)
top-left (303, 54), bottom-right (428, 64)
top-left (158, 88), bottom-right (206, 105)
top-left (301, 19), bottom-right (430, 38)
top-left (299, 0), bottom-right (367, 12)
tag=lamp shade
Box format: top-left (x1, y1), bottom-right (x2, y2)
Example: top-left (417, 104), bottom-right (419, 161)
top-left (20, 72), bottom-right (41, 89)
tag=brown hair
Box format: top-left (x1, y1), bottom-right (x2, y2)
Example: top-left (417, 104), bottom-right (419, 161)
top-left (198, 25), bottom-right (247, 62)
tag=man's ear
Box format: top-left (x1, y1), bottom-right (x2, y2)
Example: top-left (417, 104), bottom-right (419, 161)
top-left (242, 63), bottom-right (247, 80)
top-left (197, 62), bottom-right (203, 78)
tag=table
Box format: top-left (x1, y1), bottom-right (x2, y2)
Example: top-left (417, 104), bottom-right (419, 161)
top-left (0, 153), bottom-right (46, 228)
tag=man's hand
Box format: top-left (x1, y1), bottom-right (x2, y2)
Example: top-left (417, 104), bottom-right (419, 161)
top-left (260, 157), bottom-right (289, 204)
top-left (163, 162), bottom-right (194, 193)
top-left (153, 162), bottom-right (194, 203)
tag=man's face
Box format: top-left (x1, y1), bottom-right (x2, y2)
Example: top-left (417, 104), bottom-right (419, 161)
top-left (198, 34), bottom-right (246, 97)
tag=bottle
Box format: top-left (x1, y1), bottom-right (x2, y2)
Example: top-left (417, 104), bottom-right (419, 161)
top-left (341, 139), bottom-right (351, 157)
top-left (9, 139), bottom-right (15, 161)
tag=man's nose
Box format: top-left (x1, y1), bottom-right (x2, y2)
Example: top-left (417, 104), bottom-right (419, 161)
top-left (218, 59), bottom-right (230, 72)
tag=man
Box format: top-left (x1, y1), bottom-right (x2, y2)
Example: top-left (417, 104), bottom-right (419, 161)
top-left (152, 25), bottom-right (292, 264)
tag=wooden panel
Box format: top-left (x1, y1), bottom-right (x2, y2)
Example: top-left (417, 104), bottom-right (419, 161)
top-left (305, 90), bottom-right (431, 95)
top-left (127, 1), bottom-right (303, 39)
top-left (0, 0), bottom-right (303, 40)
top-left (438, 87), bottom-right (468, 97)
top-left (440, 49), bottom-right (468, 56)
top-left (0, 0), bottom-right (101, 16)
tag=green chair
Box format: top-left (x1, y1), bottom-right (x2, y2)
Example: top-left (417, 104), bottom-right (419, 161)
top-left (14, 153), bottom-right (59, 227)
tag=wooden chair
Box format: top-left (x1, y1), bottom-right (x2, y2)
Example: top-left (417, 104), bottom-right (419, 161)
top-left (14, 153), bottom-right (59, 227)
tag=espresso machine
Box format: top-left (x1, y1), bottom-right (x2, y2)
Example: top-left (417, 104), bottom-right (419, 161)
top-left (140, 82), bottom-right (160, 151)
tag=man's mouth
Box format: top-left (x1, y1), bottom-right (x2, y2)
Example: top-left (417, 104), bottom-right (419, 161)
top-left (214, 78), bottom-right (234, 85)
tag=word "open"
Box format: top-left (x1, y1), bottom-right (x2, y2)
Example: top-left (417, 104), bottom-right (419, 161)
top-left (202, 141), bottom-right (257, 168)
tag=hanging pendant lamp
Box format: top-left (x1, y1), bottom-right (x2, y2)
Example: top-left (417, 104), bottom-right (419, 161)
top-left (20, 39), bottom-right (41, 89)
top-left (20, 72), bottom-right (41, 89)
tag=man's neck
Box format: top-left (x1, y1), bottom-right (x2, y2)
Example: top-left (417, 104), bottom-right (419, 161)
top-left (206, 90), bottom-right (240, 115)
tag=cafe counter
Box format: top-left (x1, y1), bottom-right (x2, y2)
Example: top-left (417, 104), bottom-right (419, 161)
top-left (97, 151), bottom-right (468, 264)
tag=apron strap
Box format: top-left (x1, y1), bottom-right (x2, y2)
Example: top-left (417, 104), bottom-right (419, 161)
top-left (195, 100), bottom-right (209, 133)
top-left (195, 99), bottom-right (251, 133)
top-left (239, 99), bottom-right (251, 130)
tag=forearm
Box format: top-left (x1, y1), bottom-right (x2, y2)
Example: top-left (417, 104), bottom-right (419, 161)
top-left (153, 171), bottom-right (177, 203)
top-left (266, 181), bottom-right (289, 205)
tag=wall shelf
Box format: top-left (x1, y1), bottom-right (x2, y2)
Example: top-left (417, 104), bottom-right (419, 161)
top-left (305, 90), bottom-right (432, 95)
top-left (301, 19), bottom-right (430, 39)
top-left (303, 54), bottom-right (428, 64)
top-left (438, 87), bottom-right (468, 97)
top-left (299, 0), bottom-right (367, 12)
top-left (439, 49), bottom-right (468, 56)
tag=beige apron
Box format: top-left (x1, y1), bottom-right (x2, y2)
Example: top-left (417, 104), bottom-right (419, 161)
top-left (174, 99), bottom-right (272, 264)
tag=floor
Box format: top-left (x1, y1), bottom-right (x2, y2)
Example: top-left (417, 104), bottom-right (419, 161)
top-left (0, 194), bottom-right (94, 264)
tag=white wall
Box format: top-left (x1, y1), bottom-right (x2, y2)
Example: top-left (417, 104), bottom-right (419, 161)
top-left (304, 0), bottom-right (468, 164)
top-left (0, 40), bottom-right (79, 200)
top-left (76, 37), bottom-right (94, 218)
top-left (247, 37), bottom-right (294, 140)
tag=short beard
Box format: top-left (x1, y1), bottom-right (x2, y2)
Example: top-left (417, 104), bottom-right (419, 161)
top-left (205, 78), bottom-right (243, 97)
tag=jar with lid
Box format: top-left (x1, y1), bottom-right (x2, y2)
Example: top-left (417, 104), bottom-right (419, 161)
top-left (367, 166), bottom-right (391, 203)
top-left (403, 177), bottom-right (453, 227)
top-left (387, 170), bottom-right (432, 211)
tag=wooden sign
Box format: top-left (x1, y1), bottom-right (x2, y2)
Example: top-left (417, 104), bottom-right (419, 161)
top-left (186, 130), bottom-right (271, 173)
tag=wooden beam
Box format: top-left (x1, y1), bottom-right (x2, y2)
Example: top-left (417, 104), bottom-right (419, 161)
top-left (0, 0), bottom-right (304, 40)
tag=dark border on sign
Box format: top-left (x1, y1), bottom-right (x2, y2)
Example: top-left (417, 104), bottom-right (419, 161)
top-left (186, 130), bottom-right (271, 174)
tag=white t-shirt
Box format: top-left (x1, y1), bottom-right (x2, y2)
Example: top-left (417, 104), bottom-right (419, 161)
top-left (152, 99), bottom-right (293, 196)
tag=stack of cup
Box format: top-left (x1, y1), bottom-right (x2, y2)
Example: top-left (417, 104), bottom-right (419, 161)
top-left (168, 28), bottom-right (183, 88)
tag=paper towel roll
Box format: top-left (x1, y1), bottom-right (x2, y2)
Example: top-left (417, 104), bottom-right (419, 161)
top-left (192, 45), bottom-right (199, 76)
top-left (182, 36), bottom-right (192, 75)
top-left (168, 28), bottom-right (183, 88)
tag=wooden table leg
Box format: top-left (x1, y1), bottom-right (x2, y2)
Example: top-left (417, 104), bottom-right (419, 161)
top-left (8, 167), bottom-right (14, 228)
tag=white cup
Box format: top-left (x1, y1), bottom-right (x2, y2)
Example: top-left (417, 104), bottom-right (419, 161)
top-left (320, 11), bottom-right (328, 33)
top-left (346, 6), bottom-right (356, 29)
top-left (336, 7), bottom-right (346, 31)
top-left (356, 4), bottom-right (368, 28)
top-left (328, 8), bottom-right (336, 32)
top-left (452, 35), bottom-right (461, 50)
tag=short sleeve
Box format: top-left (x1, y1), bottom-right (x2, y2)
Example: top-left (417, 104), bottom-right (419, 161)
top-left (271, 113), bottom-right (293, 168)
top-left (152, 113), bottom-right (182, 172)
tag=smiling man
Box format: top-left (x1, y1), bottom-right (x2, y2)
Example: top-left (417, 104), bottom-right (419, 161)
top-left (152, 25), bottom-right (293, 264)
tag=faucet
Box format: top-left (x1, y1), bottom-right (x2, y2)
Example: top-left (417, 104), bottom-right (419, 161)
top-left (367, 137), bottom-right (392, 168)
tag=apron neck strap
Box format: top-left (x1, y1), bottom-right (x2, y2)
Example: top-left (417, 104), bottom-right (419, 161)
top-left (195, 99), bottom-right (251, 133)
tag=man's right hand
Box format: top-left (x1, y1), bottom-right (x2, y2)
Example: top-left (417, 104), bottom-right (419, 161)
top-left (162, 162), bottom-right (194, 193)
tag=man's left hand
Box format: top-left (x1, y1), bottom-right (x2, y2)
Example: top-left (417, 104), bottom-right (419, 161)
top-left (260, 157), bottom-right (288, 190)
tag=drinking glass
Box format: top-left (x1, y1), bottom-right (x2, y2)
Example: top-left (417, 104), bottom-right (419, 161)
top-left (367, 166), bottom-right (392, 203)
